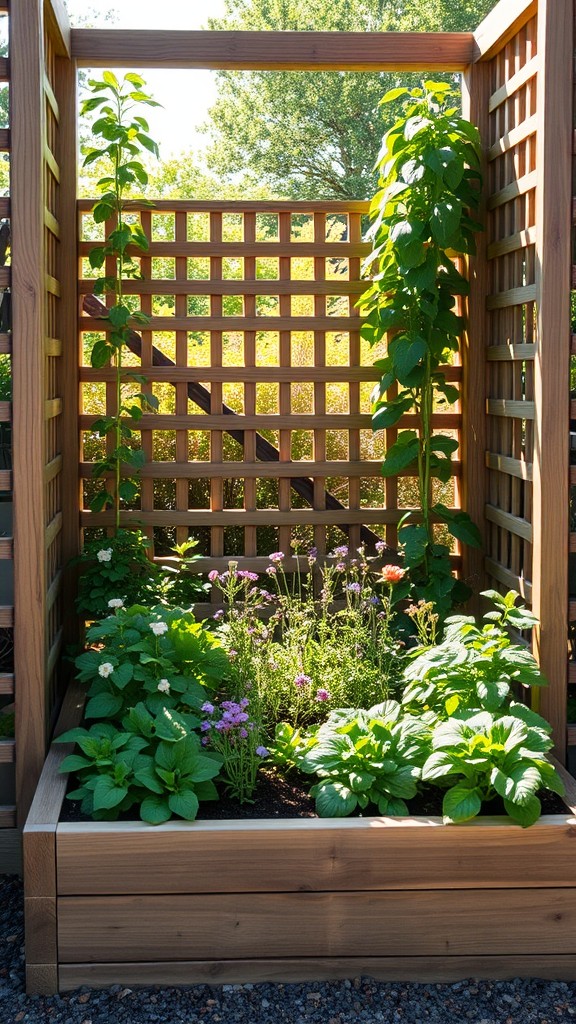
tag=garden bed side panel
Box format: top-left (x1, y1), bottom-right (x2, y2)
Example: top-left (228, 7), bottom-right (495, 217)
top-left (54, 814), bottom-right (576, 989)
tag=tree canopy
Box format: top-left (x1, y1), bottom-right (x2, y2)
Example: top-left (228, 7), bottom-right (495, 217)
top-left (204, 0), bottom-right (496, 200)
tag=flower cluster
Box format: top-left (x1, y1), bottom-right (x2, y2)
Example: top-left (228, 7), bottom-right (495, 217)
top-left (200, 696), bottom-right (267, 803)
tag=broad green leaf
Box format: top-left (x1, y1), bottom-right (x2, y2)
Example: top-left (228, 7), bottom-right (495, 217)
top-left (443, 784), bottom-right (482, 823)
top-left (168, 789), bottom-right (200, 820)
top-left (93, 776), bottom-right (128, 811)
top-left (504, 793), bottom-right (541, 827)
top-left (312, 781), bottom-right (357, 818)
top-left (85, 692), bottom-right (124, 719)
top-left (381, 432), bottom-right (420, 477)
top-left (140, 795), bottom-right (171, 825)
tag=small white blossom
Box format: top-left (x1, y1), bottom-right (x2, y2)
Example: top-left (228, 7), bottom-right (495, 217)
top-left (98, 662), bottom-right (114, 678)
top-left (157, 679), bottom-right (170, 694)
top-left (97, 547), bottom-right (113, 563)
top-left (108, 598), bottom-right (124, 609)
top-left (149, 621), bottom-right (168, 636)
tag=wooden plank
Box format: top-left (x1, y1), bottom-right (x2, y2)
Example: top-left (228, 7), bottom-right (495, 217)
top-left (549, 756), bottom-right (576, 816)
top-left (78, 198), bottom-right (371, 214)
top-left (78, 241), bottom-right (371, 259)
top-left (0, 739), bottom-right (15, 763)
top-left (0, 471), bottom-right (11, 490)
top-left (11, 0), bottom-right (48, 827)
top-left (45, 397), bottom-right (62, 420)
top-left (25, 896), bottom-right (57, 967)
top-left (485, 557), bottom-right (532, 602)
top-left (44, 512), bottom-right (62, 551)
top-left (486, 399), bottom-right (535, 420)
top-left (58, 955), bottom-right (576, 989)
top-left (486, 343), bottom-right (536, 361)
top-left (43, 141), bottom-right (60, 183)
top-left (0, 57), bottom-right (9, 83)
top-left (0, 334), bottom-right (11, 354)
top-left (70, 30), bottom-right (476, 71)
top-left (0, 536), bottom-right (12, 557)
top-left (487, 171), bottom-right (537, 211)
top-left (79, 413), bottom-right (460, 432)
top-left (56, 818), bottom-right (576, 896)
top-left (486, 285), bottom-right (537, 310)
top-left (0, 267), bottom-right (11, 288)
top-left (487, 227), bottom-right (537, 260)
top-left (486, 453), bottom-right (533, 482)
top-left (26, 965), bottom-right (58, 996)
top-left (485, 505), bottom-right (533, 543)
top-left (0, 128), bottom-right (10, 152)
top-left (488, 54), bottom-right (539, 112)
top-left (532, 0), bottom-right (572, 759)
top-left (79, 365), bottom-right (462, 385)
top-left (488, 114), bottom-right (538, 162)
top-left (0, 400), bottom-right (10, 421)
top-left (0, 605), bottom-right (13, 627)
top-left (44, 0), bottom-right (71, 57)
top-left (78, 460), bottom-right (449, 481)
top-left (0, 673), bottom-right (14, 695)
top-left (80, 278), bottom-right (368, 297)
top-left (157, 553), bottom-right (461, 574)
top-left (81, 315), bottom-right (368, 333)
top-left (474, 0), bottom-right (538, 60)
top-left (80, 508), bottom-right (443, 529)
top-left (44, 454), bottom-right (63, 484)
top-left (57, 889), bottom-right (576, 963)
top-left (0, 807), bottom-right (16, 827)
top-left (43, 207), bottom-right (60, 239)
top-left (43, 73), bottom-right (59, 123)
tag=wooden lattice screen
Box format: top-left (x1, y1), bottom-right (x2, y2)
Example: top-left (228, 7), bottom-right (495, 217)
top-left (78, 199), bottom-right (463, 605)
top-left (465, 0), bottom-right (573, 753)
top-left (10, 0), bottom-right (76, 834)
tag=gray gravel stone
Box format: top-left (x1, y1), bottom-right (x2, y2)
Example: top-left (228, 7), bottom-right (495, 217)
top-left (2, 875), bottom-right (576, 1022)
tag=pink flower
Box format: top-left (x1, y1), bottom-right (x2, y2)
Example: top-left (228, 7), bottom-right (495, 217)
top-left (381, 565), bottom-right (406, 584)
top-left (269, 551), bottom-right (285, 564)
top-left (208, 569), bottom-right (219, 582)
top-left (316, 688), bottom-right (330, 702)
top-left (294, 673), bottom-right (312, 689)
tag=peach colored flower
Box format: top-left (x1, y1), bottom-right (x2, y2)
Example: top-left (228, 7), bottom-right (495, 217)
top-left (381, 565), bottom-right (406, 584)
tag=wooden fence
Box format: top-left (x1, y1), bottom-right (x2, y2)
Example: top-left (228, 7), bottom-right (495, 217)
top-left (1, 0), bottom-right (575, 863)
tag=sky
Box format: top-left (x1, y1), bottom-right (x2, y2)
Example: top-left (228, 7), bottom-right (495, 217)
top-left (66, 0), bottom-right (229, 156)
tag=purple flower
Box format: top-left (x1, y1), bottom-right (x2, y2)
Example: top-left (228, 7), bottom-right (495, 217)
top-left (238, 728), bottom-right (248, 739)
top-left (336, 562), bottom-right (346, 572)
top-left (375, 540), bottom-right (386, 555)
top-left (239, 697), bottom-right (249, 708)
top-left (201, 702), bottom-right (214, 715)
top-left (347, 582), bottom-right (362, 594)
top-left (200, 721), bottom-right (212, 732)
top-left (208, 569), bottom-right (219, 582)
top-left (229, 649), bottom-right (238, 660)
top-left (212, 608), bottom-right (224, 621)
top-left (238, 571), bottom-right (259, 582)
top-left (215, 719), bottom-right (231, 732)
top-left (256, 746), bottom-right (269, 758)
top-left (294, 673), bottom-right (312, 689)
top-left (316, 688), bottom-right (330, 702)
top-left (269, 551), bottom-right (285, 563)
top-left (332, 545), bottom-right (348, 558)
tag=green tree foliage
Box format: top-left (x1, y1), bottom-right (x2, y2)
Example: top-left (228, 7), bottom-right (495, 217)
top-left (205, 0), bottom-right (496, 199)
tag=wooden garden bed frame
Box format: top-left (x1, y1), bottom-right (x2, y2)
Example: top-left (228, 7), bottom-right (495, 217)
top-left (23, 683), bottom-right (576, 994)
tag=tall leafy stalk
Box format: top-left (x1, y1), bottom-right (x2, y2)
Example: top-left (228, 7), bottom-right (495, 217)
top-left (82, 72), bottom-right (160, 531)
top-left (361, 83), bottom-right (483, 616)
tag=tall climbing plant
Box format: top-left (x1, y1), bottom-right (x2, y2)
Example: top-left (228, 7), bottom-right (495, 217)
top-left (82, 71), bottom-right (160, 530)
top-left (361, 82), bottom-right (482, 616)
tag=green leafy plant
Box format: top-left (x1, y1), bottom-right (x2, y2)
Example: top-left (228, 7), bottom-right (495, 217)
top-left (422, 708), bottom-right (564, 826)
top-left (200, 696), bottom-right (269, 803)
top-left (57, 605), bottom-right (229, 822)
top-left (75, 529), bottom-right (159, 619)
top-left (82, 71), bottom-right (160, 526)
top-left (272, 701), bottom-right (431, 817)
top-left (361, 82), bottom-right (483, 614)
top-left (402, 590), bottom-right (544, 719)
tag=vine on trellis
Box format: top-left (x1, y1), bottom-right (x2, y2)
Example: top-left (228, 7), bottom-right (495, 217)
top-left (361, 82), bottom-right (483, 615)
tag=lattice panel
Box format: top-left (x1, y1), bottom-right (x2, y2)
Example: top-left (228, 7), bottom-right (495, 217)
top-left (78, 200), bottom-right (464, 573)
top-left (485, 13), bottom-right (538, 604)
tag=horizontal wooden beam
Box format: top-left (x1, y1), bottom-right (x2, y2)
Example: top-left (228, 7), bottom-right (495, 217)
top-left (79, 279), bottom-right (367, 297)
top-left (488, 54), bottom-right (539, 113)
top-left (474, 0), bottom-right (537, 61)
top-left (81, 315), bottom-right (363, 334)
top-left (486, 452), bottom-right (533, 481)
top-left (485, 557), bottom-right (532, 603)
top-left (78, 199), bottom-right (370, 214)
top-left (79, 459), bottom-right (461, 480)
top-left (79, 365), bottom-right (461, 385)
top-left (81, 507), bottom-right (459, 529)
top-left (79, 412), bottom-right (460, 432)
top-left (0, 673), bottom-right (14, 696)
top-left (70, 30), bottom-right (476, 71)
top-left (78, 240), bottom-right (370, 259)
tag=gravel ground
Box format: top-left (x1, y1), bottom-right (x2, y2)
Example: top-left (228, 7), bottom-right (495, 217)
top-left (3, 875), bottom-right (576, 1024)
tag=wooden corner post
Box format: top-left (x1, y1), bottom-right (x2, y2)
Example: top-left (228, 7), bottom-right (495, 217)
top-left (11, 0), bottom-right (48, 823)
top-left (532, 0), bottom-right (572, 759)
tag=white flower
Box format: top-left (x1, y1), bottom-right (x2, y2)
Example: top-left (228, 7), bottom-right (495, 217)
top-left (108, 598), bottom-right (124, 609)
top-left (97, 548), bottom-right (113, 563)
top-left (149, 621), bottom-right (168, 636)
top-left (157, 679), bottom-right (170, 694)
top-left (98, 662), bottom-right (114, 678)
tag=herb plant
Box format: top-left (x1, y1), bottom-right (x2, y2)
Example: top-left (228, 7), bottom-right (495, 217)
top-left (82, 71), bottom-right (160, 525)
top-left (361, 82), bottom-right (483, 614)
top-left (200, 696), bottom-right (269, 803)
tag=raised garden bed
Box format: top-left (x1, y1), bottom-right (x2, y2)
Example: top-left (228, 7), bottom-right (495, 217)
top-left (23, 682), bottom-right (576, 995)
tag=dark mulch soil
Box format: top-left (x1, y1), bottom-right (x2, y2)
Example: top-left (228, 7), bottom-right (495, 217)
top-left (61, 766), bottom-right (568, 822)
